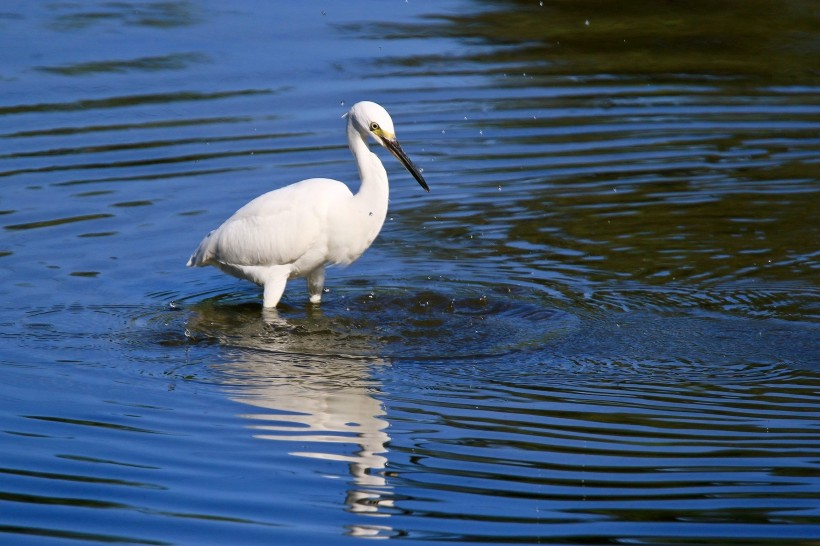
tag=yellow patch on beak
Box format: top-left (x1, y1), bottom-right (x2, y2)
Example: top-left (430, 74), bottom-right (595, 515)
top-left (372, 128), bottom-right (394, 142)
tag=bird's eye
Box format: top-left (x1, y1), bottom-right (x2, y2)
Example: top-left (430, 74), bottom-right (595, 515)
top-left (369, 122), bottom-right (380, 131)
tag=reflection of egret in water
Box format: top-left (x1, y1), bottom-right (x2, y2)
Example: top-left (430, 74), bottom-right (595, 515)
top-left (186, 305), bottom-right (394, 537)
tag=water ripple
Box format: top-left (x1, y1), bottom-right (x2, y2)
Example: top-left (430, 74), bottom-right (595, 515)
top-left (1, 1), bottom-right (819, 543)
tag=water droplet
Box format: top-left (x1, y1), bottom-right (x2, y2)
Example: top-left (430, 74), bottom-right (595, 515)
top-left (585, 19), bottom-right (590, 26)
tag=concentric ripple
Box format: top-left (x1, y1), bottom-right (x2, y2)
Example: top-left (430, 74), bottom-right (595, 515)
top-left (1, 0), bottom-right (819, 544)
top-left (168, 280), bottom-right (577, 361)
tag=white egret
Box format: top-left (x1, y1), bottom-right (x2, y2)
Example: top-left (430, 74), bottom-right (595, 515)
top-left (187, 101), bottom-right (429, 308)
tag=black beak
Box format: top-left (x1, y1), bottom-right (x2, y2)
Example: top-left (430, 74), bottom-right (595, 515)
top-left (383, 138), bottom-right (430, 192)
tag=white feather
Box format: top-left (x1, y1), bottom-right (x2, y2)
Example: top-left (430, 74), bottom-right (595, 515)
top-left (187, 101), bottom-right (428, 308)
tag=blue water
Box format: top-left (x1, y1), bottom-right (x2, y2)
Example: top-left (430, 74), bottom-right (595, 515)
top-left (1, 1), bottom-right (819, 544)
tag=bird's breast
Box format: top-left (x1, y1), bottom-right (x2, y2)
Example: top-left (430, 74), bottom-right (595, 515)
top-left (324, 199), bottom-right (387, 265)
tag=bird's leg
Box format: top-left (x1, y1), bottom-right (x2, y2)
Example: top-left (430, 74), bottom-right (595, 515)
top-left (262, 275), bottom-right (288, 308)
top-left (307, 267), bottom-right (325, 304)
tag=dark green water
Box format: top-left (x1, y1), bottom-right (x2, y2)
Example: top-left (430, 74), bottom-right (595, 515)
top-left (1, 1), bottom-right (818, 544)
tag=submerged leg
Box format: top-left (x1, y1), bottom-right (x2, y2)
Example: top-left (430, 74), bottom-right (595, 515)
top-left (307, 266), bottom-right (325, 304)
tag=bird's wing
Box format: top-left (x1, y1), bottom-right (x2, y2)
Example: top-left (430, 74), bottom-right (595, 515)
top-left (188, 179), bottom-right (352, 268)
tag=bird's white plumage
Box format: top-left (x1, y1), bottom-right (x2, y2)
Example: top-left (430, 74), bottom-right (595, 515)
top-left (187, 101), bottom-right (428, 308)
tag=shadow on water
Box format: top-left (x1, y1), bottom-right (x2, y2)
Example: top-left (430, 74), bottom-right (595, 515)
top-left (356, 0), bottom-right (820, 84)
top-left (347, 0), bottom-right (820, 327)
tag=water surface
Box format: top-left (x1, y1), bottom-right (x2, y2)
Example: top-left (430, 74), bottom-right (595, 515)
top-left (1, 1), bottom-right (819, 544)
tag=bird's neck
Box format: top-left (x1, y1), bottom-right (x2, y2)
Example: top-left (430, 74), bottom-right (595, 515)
top-left (348, 124), bottom-right (389, 214)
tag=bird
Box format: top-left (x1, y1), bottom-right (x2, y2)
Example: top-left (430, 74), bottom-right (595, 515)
top-left (187, 101), bottom-right (429, 308)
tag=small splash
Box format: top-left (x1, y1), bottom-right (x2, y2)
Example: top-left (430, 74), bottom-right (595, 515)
top-left (171, 280), bottom-right (577, 361)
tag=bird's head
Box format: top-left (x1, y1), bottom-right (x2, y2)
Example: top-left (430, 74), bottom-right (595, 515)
top-left (347, 101), bottom-right (429, 192)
